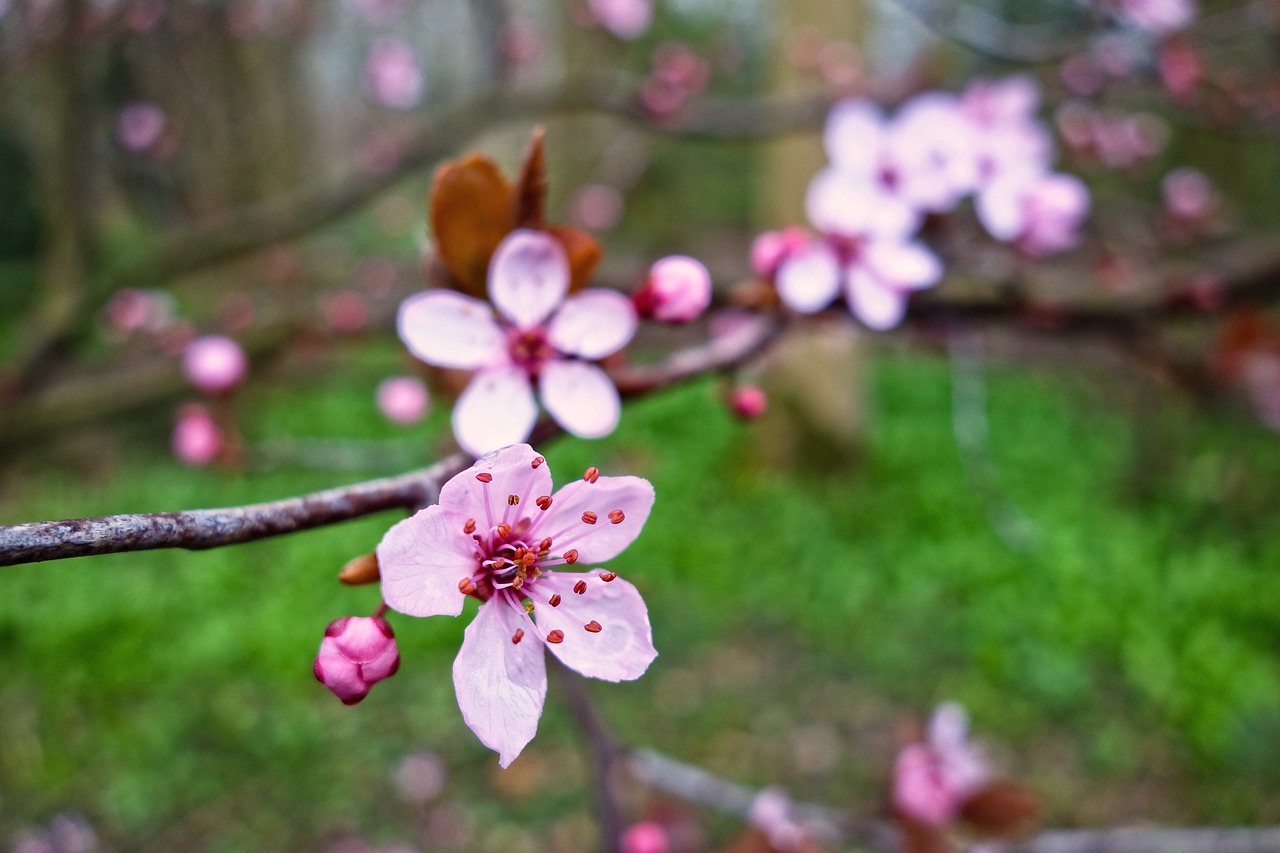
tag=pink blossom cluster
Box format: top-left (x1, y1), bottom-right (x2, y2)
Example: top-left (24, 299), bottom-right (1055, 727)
top-left (757, 77), bottom-right (1089, 329)
top-left (1055, 101), bottom-right (1169, 170)
top-left (639, 42), bottom-right (712, 118)
top-left (364, 37), bottom-right (424, 109)
top-left (586, 0), bottom-right (652, 40)
top-left (1114, 0), bottom-right (1196, 34)
top-left (892, 702), bottom-right (988, 825)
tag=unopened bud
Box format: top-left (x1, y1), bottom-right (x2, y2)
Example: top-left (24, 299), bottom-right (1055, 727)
top-left (313, 615), bottom-right (400, 705)
top-left (729, 385), bottom-right (768, 420)
top-left (182, 335), bottom-right (247, 396)
top-left (339, 552), bottom-right (381, 585)
top-left (633, 255), bottom-right (713, 324)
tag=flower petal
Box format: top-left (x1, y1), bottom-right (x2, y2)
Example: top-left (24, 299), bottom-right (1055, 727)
top-left (489, 229), bottom-right (569, 328)
top-left (438, 443), bottom-right (554, 525)
top-left (863, 240), bottom-right (942, 290)
top-left (315, 638), bottom-right (370, 704)
top-left (452, 368), bottom-right (538, 457)
top-left (453, 599), bottom-right (548, 767)
top-left (534, 574), bottom-right (657, 682)
top-left (397, 290), bottom-right (505, 369)
top-left (378, 505), bottom-right (476, 618)
top-left (538, 474), bottom-right (654, 563)
top-left (776, 242), bottom-right (840, 314)
top-left (846, 267), bottom-right (908, 330)
top-left (538, 361), bottom-right (620, 440)
top-left (547, 290), bottom-right (637, 359)
top-left (823, 98), bottom-right (885, 175)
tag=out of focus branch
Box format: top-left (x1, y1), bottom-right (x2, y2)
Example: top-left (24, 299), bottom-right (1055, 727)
top-left (889, 0), bottom-right (1097, 62)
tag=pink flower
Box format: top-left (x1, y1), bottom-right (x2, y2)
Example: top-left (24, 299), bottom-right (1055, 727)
top-left (751, 227), bottom-right (810, 280)
top-left (1118, 0), bottom-right (1195, 33)
top-left (364, 37), bottom-right (424, 109)
top-left (729, 385), bottom-right (768, 419)
top-left (377, 444), bottom-right (657, 766)
top-left (621, 821), bottom-right (670, 853)
top-left (1162, 166), bottom-right (1216, 220)
top-left (172, 404), bottom-right (223, 467)
top-left (377, 376), bottom-right (431, 425)
top-left (398, 229), bottom-right (637, 456)
top-left (589, 0), bottom-right (652, 39)
top-left (893, 703), bottom-right (988, 826)
top-left (116, 102), bottom-right (166, 152)
top-left (313, 615), bottom-right (401, 705)
top-left (977, 171), bottom-right (1090, 257)
top-left (634, 255), bottom-right (712, 324)
top-left (182, 335), bottom-right (247, 396)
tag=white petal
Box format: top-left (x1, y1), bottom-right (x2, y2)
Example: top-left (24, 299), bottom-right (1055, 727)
top-left (397, 290), bottom-right (505, 369)
top-left (547, 290), bottom-right (637, 360)
top-left (539, 361), bottom-right (620, 439)
top-left (539, 474), bottom-right (655, 563)
top-left (452, 368), bottom-right (538, 457)
top-left (452, 600), bottom-right (547, 768)
top-left (534, 574), bottom-right (657, 682)
top-left (863, 240), bottom-right (943, 290)
top-left (846, 267), bottom-right (908, 330)
top-left (805, 167), bottom-right (874, 235)
top-left (775, 243), bottom-right (840, 314)
top-left (489, 229), bottom-right (570, 329)
top-left (377, 506), bottom-right (475, 618)
top-left (975, 178), bottom-right (1028, 242)
top-left (823, 98), bottom-right (885, 175)
top-left (437, 444), bottom-right (554, 527)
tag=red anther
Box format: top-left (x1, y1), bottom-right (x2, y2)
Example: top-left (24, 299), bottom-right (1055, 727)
top-left (599, 571), bottom-right (617, 582)
top-left (513, 546), bottom-right (527, 560)
top-left (463, 518), bottom-right (476, 535)
top-left (512, 628), bottom-right (525, 644)
top-left (549, 594), bottom-right (562, 607)
top-left (546, 629), bottom-right (565, 644)
top-left (507, 494), bottom-right (520, 506)
top-left (536, 495), bottom-right (553, 511)
top-left (531, 456), bottom-right (545, 469)
top-left (476, 472), bottom-right (493, 483)
top-left (573, 580), bottom-right (588, 595)
top-left (537, 549), bottom-right (550, 558)
top-left (563, 549), bottom-right (579, 564)
top-left (584, 621), bottom-right (602, 633)
top-left (608, 510), bottom-right (625, 525)
top-left (497, 522), bottom-right (512, 539)
top-left (583, 467), bottom-right (600, 483)
top-left (512, 576), bottom-right (524, 590)
top-left (539, 537), bottom-right (553, 551)
top-left (582, 511), bottom-right (598, 525)
top-left (521, 552), bottom-right (536, 567)
top-left (458, 578), bottom-right (477, 595)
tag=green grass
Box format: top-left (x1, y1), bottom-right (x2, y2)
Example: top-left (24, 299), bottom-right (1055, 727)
top-left (3, 337), bottom-right (1280, 849)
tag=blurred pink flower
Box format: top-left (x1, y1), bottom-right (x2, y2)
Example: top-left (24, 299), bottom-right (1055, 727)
top-left (364, 38), bottom-right (424, 109)
top-left (751, 227), bottom-right (810, 280)
top-left (652, 42), bottom-right (710, 95)
top-left (324, 289), bottom-right (370, 333)
top-left (749, 787), bottom-right (810, 852)
top-left (397, 229), bottom-right (636, 456)
top-left (570, 183), bottom-right (624, 232)
top-left (103, 287), bottom-right (173, 336)
top-left (377, 444), bottom-right (657, 766)
top-left (116, 102), bottom-right (166, 152)
top-left (377, 376), bottom-right (431, 425)
top-left (633, 255), bottom-right (712, 324)
top-left (182, 335), bottom-right (247, 396)
top-left (589, 0), bottom-right (652, 40)
top-left (620, 821), bottom-right (669, 853)
top-left (172, 404), bottom-right (223, 467)
top-left (1118, 0), bottom-right (1195, 33)
top-left (893, 702), bottom-right (988, 826)
top-left (313, 615), bottom-right (401, 705)
top-left (1158, 40), bottom-right (1202, 97)
top-left (729, 385), bottom-right (768, 420)
top-left (1162, 166), bottom-right (1216, 220)
top-left (977, 171), bottom-right (1090, 257)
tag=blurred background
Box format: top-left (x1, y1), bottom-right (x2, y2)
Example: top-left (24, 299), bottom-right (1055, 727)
top-left (2, 0), bottom-right (1280, 850)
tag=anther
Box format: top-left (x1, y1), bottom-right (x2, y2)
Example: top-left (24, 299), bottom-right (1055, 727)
top-left (540, 537), bottom-right (553, 551)
top-left (507, 494), bottom-right (520, 506)
top-left (496, 522), bottom-right (512, 539)
top-left (512, 576), bottom-right (524, 590)
top-left (531, 456), bottom-right (545, 469)
top-left (546, 629), bottom-right (564, 644)
top-left (573, 580), bottom-right (587, 595)
top-left (463, 518), bottom-right (476, 535)
top-left (549, 594), bottom-right (562, 607)
top-left (476, 472), bottom-right (493, 483)
top-left (582, 511), bottom-right (598, 525)
top-left (599, 571), bottom-right (617, 582)
top-left (563, 549), bottom-right (579, 564)
top-left (583, 467), bottom-right (600, 483)
top-left (522, 598), bottom-right (535, 613)
top-left (512, 628), bottom-right (524, 644)
top-left (521, 552), bottom-right (537, 568)
top-left (458, 578), bottom-right (476, 595)
top-left (584, 621), bottom-right (602, 633)
top-left (608, 510), bottom-right (625, 525)
top-left (536, 496), bottom-right (553, 511)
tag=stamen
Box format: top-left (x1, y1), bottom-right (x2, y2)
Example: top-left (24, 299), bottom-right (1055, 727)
top-left (599, 571), bottom-right (617, 582)
top-left (531, 455), bottom-right (545, 469)
top-left (512, 576), bottom-right (524, 590)
top-left (608, 510), bottom-right (625, 524)
top-left (458, 578), bottom-right (477, 594)
top-left (507, 494), bottom-right (520, 506)
top-left (563, 549), bottom-right (579, 564)
top-left (512, 628), bottom-right (525, 644)
top-left (496, 522), bottom-right (512, 539)
top-left (546, 630), bottom-right (564, 644)
top-left (573, 580), bottom-right (587, 595)
top-left (584, 621), bottom-right (602, 633)
top-left (522, 598), bottom-right (535, 613)
top-left (463, 518), bottom-right (476, 535)
top-left (540, 537), bottom-right (553, 551)
top-left (581, 512), bottom-right (598, 525)
top-left (583, 467), bottom-right (600, 483)
top-left (476, 472), bottom-right (493, 484)
top-left (536, 495), bottom-right (553, 511)
top-left (548, 594), bottom-right (562, 607)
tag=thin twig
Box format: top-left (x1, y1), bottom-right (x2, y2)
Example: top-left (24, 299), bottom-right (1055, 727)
top-left (553, 662), bottom-right (626, 853)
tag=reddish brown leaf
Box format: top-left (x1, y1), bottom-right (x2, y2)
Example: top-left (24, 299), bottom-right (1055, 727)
top-left (548, 225), bottom-right (602, 292)
top-left (958, 780), bottom-right (1040, 837)
top-left (894, 816), bottom-right (955, 853)
top-left (338, 552), bottom-right (380, 585)
top-left (514, 127), bottom-right (547, 230)
top-left (430, 154), bottom-right (515, 297)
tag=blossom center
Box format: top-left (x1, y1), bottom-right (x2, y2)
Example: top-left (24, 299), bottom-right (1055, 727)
top-left (506, 327), bottom-right (555, 376)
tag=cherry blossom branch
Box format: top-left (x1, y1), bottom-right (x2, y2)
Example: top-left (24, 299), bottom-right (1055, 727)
top-left (552, 663), bottom-right (626, 853)
top-left (0, 315), bottom-right (783, 567)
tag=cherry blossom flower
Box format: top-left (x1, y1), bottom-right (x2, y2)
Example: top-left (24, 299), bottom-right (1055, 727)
top-left (1117, 0), bottom-right (1195, 33)
top-left (398, 229), bottom-right (637, 456)
top-left (377, 376), bottom-right (431, 425)
top-left (172, 403), bottom-right (223, 467)
top-left (182, 335), bottom-right (247, 396)
top-left (729, 385), bottom-right (768, 419)
top-left (377, 444), bottom-right (657, 766)
top-left (364, 37), bottom-right (424, 109)
top-left (313, 615), bottom-right (401, 705)
top-left (633, 255), bottom-right (712, 324)
top-left (977, 171), bottom-right (1091, 257)
top-left (588, 0), bottom-right (652, 40)
top-left (892, 702), bottom-right (988, 826)
top-left (116, 102), bottom-right (166, 152)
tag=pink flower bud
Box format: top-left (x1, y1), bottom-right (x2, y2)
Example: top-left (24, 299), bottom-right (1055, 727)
top-left (620, 821), bottom-right (669, 853)
top-left (313, 616), bottom-right (400, 705)
top-left (172, 403), bottom-right (223, 467)
top-left (182, 335), bottom-right (247, 396)
top-left (116, 102), bottom-right (166, 152)
top-left (377, 376), bottom-right (430, 425)
top-left (729, 385), bottom-right (768, 419)
top-left (750, 227), bottom-right (810, 280)
top-left (1162, 166), bottom-right (1216, 220)
top-left (893, 743), bottom-right (963, 825)
top-left (634, 256), bottom-right (712, 324)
